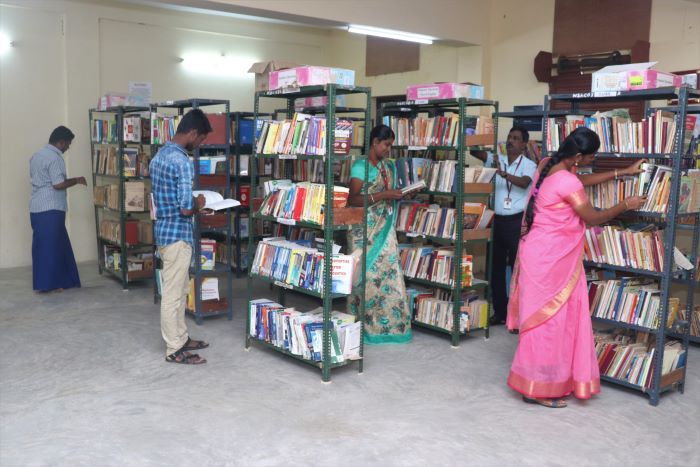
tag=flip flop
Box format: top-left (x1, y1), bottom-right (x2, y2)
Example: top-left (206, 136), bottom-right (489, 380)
top-left (522, 396), bottom-right (567, 408)
top-left (180, 337), bottom-right (209, 351)
top-left (165, 349), bottom-right (207, 365)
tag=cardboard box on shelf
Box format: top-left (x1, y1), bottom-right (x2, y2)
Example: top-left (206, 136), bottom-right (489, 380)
top-left (406, 82), bottom-right (485, 101)
top-left (591, 62), bottom-right (682, 93)
top-left (248, 60), bottom-right (300, 92)
top-left (268, 66), bottom-right (355, 90)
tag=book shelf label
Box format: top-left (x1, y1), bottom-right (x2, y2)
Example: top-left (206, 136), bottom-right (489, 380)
top-left (408, 146), bottom-right (428, 151)
top-left (277, 217), bottom-right (296, 226)
top-left (278, 154), bottom-right (297, 160)
top-left (273, 280), bottom-right (293, 290)
top-left (414, 99), bottom-right (429, 104)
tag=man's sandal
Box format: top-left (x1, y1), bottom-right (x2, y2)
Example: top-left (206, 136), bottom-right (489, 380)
top-left (181, 337), bottom-right (209, 351)
top-left (523, 396), bottom-right (567, 408)
top-left (165, 348), bottom-right (206, 364)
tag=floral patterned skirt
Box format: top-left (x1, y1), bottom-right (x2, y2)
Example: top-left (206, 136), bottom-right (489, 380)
top-left (348, 228), bottom-right (412, 344)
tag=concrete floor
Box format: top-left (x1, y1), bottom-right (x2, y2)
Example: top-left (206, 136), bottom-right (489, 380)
top-left (1, 262), bottom-right (698, 467)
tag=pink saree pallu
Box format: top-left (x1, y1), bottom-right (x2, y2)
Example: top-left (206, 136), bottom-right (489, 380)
top-left (506, 170), bottom-right (600, 399)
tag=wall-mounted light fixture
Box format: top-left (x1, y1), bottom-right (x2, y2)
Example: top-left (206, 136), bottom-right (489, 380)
top-left (0, 32), bottom-right (14, 55)
top-left (179, 53), bottom-right (255, 77)
top-left (347, 24), bottom-right (434, 45)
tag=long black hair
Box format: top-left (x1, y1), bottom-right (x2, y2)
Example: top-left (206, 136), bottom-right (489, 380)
top-left (523, 127), bottom-right (600, 235)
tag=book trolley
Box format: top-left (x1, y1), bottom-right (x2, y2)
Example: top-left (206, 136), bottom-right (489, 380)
top-left (246, 84), bottom-right (371, 382)
top-left (150, 99), bottom-right (234, 325)
top-left (544, 86), bottom-right (700, 405)
top-left (380, 97), bottom-right (499, 347)
top-left (90, 106), bottom-right (153, 289)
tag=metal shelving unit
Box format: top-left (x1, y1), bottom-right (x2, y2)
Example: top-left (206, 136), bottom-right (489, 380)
top-left (380, 97), bottom-right (499, 346)
top-left (90, 106), bottom-right (153, 289)
top-left (246, 84), bottom-right (371, 382)
top-left (545, 86), bottom-right (700, 405)
top-left (150, 98), bottom-right (234, 325)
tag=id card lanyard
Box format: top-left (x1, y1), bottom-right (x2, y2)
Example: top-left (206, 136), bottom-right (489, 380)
top-left (503, 155), bottom-right (523, 210)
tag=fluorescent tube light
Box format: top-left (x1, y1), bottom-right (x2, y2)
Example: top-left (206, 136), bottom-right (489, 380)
top-left (347, 24), bottom-right (434, 45)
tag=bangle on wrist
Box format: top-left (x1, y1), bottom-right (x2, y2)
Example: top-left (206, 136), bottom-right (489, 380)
top-left (614, 169), bottom-right (618, 180)
top-left (370, 194), bottom-right (375, 203)
top-left (623, 199), bottom-right (629, 210)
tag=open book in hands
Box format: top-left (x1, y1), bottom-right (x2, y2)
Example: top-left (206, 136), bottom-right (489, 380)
top-left (193, 190), bottom-right (241, 211)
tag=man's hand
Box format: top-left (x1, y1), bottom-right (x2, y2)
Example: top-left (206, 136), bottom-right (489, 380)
top-left (496, 169), bottom-right (508, 179)
top-left (74, 176), bottom-right (87, 186)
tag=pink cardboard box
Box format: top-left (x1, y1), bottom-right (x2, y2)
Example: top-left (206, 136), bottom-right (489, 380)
top-left (592, 62), bottom-right (681, 92)
top-left (268, 66), bottom-right (355, 90)
top-left (406, 82), bottom-right (484, 101)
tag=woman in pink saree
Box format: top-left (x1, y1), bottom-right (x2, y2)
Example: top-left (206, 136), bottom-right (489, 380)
top-left (506, 127), bottom-right (646, 408)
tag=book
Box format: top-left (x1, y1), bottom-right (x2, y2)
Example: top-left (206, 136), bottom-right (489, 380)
top-left (192, 190), bottom-right (241, 211)
top-left (399, 245), bottom-right (474, 287)
top-left (401, 179), bottom-right (426, 195)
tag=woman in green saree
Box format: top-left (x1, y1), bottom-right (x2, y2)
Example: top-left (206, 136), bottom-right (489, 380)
top-left (347, 124), bottom-right (412, 344)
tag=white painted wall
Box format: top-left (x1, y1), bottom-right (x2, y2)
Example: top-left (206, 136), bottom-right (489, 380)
top-left (1, 0), bottom-right (699, 269)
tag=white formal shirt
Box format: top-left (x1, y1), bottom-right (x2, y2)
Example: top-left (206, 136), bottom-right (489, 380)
top-left (485, 153), bottom-right (537, 215)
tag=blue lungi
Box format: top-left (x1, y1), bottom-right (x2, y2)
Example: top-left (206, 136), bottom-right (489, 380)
top-left (30, 210), bottom-right (81, 291)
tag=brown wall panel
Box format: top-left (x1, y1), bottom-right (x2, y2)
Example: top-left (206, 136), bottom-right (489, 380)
top-left (366, 36), bottom-right (420, 77)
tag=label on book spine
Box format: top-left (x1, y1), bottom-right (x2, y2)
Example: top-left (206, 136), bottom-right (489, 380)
top-left (273, 280), bottom-right (293, 290)
top-left (277, 218), bottom-right (296, 226)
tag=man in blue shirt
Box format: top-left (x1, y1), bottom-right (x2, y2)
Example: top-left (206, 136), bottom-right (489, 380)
top-left (472, 126), bottom-right (537, 325)
top-left (150, 109), bottom-right (211, 364)
top-left (29, 126), bottom-right (86, 292)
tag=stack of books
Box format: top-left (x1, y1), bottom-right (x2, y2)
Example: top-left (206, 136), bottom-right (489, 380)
top-left (255, 113), bottom-right (354, 156)
top-left (583, 225), bottom-right (665, 272)
top-left (588, 278), bottom-right (661, 329)
top-left (399, 245), bottom-right (473, 287)
top-left (411, 289), bottom-right (488, 332)
top-left (395, 202), bottom-right (493, 239)
top-left (258, 182), bottom-right (349, 225)
top-left (383, 115), bottom-right (494, 147)
top-left (249, 300), bottom-right (361, 363)
top-left (91, 118), bottom-right (118, 144)
top-left (545, 109), bottom-right (695, 154)
top-left (250, 237), bottom-right (354, 295)
top-left (594, 331), bottom-right (686, 387)
top-left (150, 114), bottom-right (183, 145)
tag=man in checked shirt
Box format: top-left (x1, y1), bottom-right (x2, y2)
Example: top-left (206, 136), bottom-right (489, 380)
top-left (150, 109), bottom-right (212, 364)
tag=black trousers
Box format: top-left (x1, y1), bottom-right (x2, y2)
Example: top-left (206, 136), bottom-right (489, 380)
top-left (491, 212), bottom-right (524, 322)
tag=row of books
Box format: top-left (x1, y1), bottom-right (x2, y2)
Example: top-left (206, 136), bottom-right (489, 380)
top-left (583, 225), bottom-right (665, 272)
top-left (257, 182), bottom-right (349, 225)
top-left (123, 116), bottom-right (151, 143)
top-left (93, 145), bottom-right (151, 178)
top-left (213, 242), bottom-right (249, 269)
top-left (382, 115), bottom-right (494, 147)
top-left (588, 279), bottom-right (664, 329)
top-left (102, 246), bottom-right (154, 273)
top-left (407, 288), bottom-right (488, 333)
top-left (268, 158), bottom-right (354, 184)
top-left (255, 114), bottom-right (354, 156)
top-left (99, 219), bottom-right (152, 246)
top-left (250, 238), bottom-right (354, 295)
top-left (677, 305), bottom-right (700, 338)
top-left (545, 109), bottom-right (694, 154)
top-left (584, 164), bottom-right (700, 213)
top-left (91, 119), bottom-right (118, 144)
top-left (594, 331), bottom-right (686, 388)
top-left (249, 300), bottom-right (361, 363)
top-left (398, 245), bottom-right (473, 287)
top-left (395, 158), bottom-right (496, 192)
top-left (93, 181), bottom-right (147, 212)
top-left (150, 114), bottom-right (183, 145)
top-left (395, 201), bottom-right (494, 239)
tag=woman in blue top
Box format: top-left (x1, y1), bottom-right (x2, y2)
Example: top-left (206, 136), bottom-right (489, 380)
top-left (347, 124), bottom-right (412, 344)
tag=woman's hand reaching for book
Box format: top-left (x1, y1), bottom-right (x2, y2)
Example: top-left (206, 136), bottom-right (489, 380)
top-left (621, 159), bottom-right (648, 176)
top-left (623, 195), bottom-right (647, 211)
